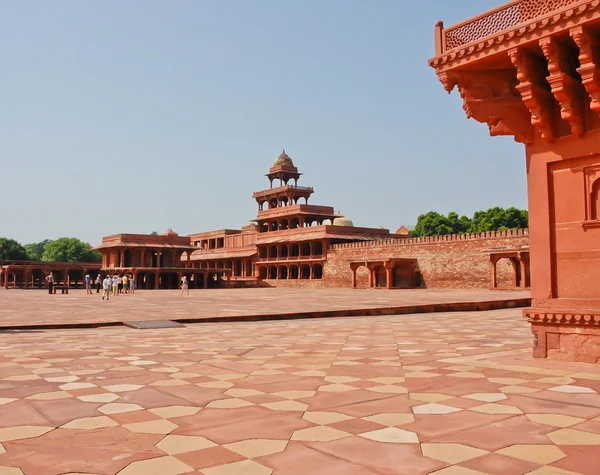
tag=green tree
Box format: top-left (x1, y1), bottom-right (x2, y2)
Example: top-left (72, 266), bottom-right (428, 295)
top-left (0, 238), bottom-right (30, 260)
top-left (24, 239), bottom-right (53, 261)
top-left (150, 231), bottom-right (159, 236)
top-left (42, 238), bottom-right (101, 263)
top-left (412, 211), bottom-right (453, 237)
top-left (412, 207), bottom-right (528, 237)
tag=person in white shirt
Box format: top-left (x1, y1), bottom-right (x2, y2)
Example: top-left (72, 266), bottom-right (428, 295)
top-left (102, 276), bottom-right (111, 301)
top-left (112, 275), bottom-right (119, 296)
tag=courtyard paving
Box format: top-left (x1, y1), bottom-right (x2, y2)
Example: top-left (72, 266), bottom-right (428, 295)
top-left (0, 302), bottom-right (600, 474)
top-left (0, 288), bottom-right (530, 327)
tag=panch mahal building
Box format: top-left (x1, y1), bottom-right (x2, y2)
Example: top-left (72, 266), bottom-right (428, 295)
top-left (93, 151), bottom-right (531, 292)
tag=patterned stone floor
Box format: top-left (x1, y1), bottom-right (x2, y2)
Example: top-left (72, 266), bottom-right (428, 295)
top-left (1, 307), bottom-right (600, 474)
top-left (0, 288), bottom-right (530, 327)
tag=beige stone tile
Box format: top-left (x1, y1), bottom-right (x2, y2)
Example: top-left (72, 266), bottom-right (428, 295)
top-left (324, 376), bottom-right (360, 383)
top-left (98, 403), bottom-right (144, 415)
top-left (225, 439), bottom-right (288, 458)
top-left (362, 413), bottom-right (415, 426)
top-left (448, 372), bottom-right (487, 379)
top-left (497, 444), bottom-right (566, 464)
top-left (124, 419), bottom-right (178, 435)
top-left (444, 365), bottom-right (476, 372)
top-left (526, 414), bottom-right (585, 428)
top-left (500, 385), bottom-right (541, 394)
top-left (360, 427), bottom-right (419, 443)
top-left (403, 365), bottom-right (437, 371)
top-left (164, 362), bottom-right (195, 367)
top-left (461, 393), bottom-right (507, 402)
top-left (150, 406), bottom-right (200, 419)
top-left (116, 455), bottom-right (192, 475)
top-left (302, 411), bottom-right (355, 425)
top-left (404, 372), bottom-right (440, 378)
top-left (149, 379), bottom-right (190, 387)
top-left (547, 428), bottom-right (600, 445)
top-left (150, 367), bottom-right (180, 373)
top-left (549, 385), bottom-right (596, 394)
top-left (46, 375), bottom-right (80, 383)
top-left (0, 398), bottom-right (17, 406)
top-left (0, 443), bottom-right (5, 455)
top-left (525, 467), bottom-right (581, 475)
top-left (536, 377), bottom-right (575, 385)
top-left (367, 377), bottom-right (405, 384)
top-left (409, 393), bottom-right (453, 403)
top-left (488, 377), bottom-right (528, 385)
top-left (412, 403), bottom-right (462, 415)
top-left (421, 443), bottom-right (488, 464)
top-left (3, 375), bottom-right (41, 381)
top-left (428, 467), bottom-right (487, 475)
top-left (317, 384), bottom-right (359, 392)
top-left (271, 390), bottom-right (316, 399)
top-left (0, 426), bottom-right (53, 442)
top-left (468, 403), bottom-right (523, 415)
top-left (292, 370), bottom-right (327, 377)
top-left (26, 391), bottom-right (73, 401)
top-left (251, 370), bottom-right (283, 376)
top-left (0, 467), bottom-right (25, 475)
top-left (261, 401), bottom-right (308, 412)
top-left (366, 385), bottom-right (408, 394)
top-left (58, 382), bottom-right (97, 391)
top-left (201, 459), bottom-right (273, 475)
top-left (78, 393), bottom-right (120, 403)
top-left (196, 381), bottom-right (234, 389)
top-left (225, 388), bottom-right (264, 398)
top-left (156, 434), bottom-right (216, 455)
top-left (206, 398), bottom-right (254, 409)
top-left (170, 372), bottom-right (202, 379)
top-left (102, 384), bottom-right (143, 392)
top-left (62, 416), bottom-right (118, 430)
top-left (291, 426), bottom-right (351, 442)
top-left (215, 373), bottom-right (247, 380)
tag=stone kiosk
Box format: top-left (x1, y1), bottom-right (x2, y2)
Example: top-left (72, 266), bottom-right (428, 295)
top-left (429, 0), bottom-right (600, 361)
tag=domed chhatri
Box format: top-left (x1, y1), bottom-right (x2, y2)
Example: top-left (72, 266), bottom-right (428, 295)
top-left (273, 149), bottom-right (294, 167)
top-left (333, 216), bottom-right (354, 227)
top-left (162, 228), bottom-right (179, 237)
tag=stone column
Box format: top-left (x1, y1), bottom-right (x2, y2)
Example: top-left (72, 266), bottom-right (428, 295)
top-left (155, 270), bottom-right (160, 290)
top-left (520, 255), bottom-right (528, 288)
top-left (119, 250), bottom-right (124, 268)
top-left (489, 259), bottom-right (497, 289)
top-left (350, 264), bottom-right (358, 288)
top-left (384, 263), bottom-right (393, 290)
top-left (203, 272), bottom-right (209, 289)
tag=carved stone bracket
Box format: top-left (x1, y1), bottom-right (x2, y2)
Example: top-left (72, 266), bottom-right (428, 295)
top-left (508, 48), bottom-right (556, 142)
top-left (540, 37), bottom-right (586, 137)
top-left (571, 26), bottom-right (600, 118)
top-left (440, 70), bottom-right (535, 144)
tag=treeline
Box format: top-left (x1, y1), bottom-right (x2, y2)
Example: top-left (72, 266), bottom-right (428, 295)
top-left (411, 207), bottom-right (528, 237)
top-left (0, 237), bottom-right (101, 263)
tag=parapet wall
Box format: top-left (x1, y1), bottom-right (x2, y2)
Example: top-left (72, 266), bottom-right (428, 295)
top-left (322, 229), bottom-right (530, 289)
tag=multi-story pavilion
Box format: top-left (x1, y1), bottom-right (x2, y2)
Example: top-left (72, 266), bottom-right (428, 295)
top-left (429, 0), bottom-right (600, 361)
top-left (94, 230), bottom-right (231, 289)
top-left (187, 151), bottom-right (400, 284)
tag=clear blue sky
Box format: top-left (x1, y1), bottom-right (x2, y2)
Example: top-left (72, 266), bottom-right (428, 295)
top-left (1, 0), bottom-right (526, 246)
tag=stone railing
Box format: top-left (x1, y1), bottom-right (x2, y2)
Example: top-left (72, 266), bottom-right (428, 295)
top-left (330, 228), bottom-right (529, 250)
top-left (438, 0), bottom-right (583, 54)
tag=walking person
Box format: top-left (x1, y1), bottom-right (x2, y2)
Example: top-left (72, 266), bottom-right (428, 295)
top-left (122, 274), bottom-right (128, 294)
top-left (181, 276), bottom-right (189, 295)
top-left (85, 274), bottom-right (92, 295)
top-left (112, 275), bottom-right (119, 296)
top-left (46, 272), bottom-right (55, 295)
top-left (129, 274), bottom-right (136, 294)
top-left (95, 274), bottom-right (102, 293)
top-left (102, 275), bottom-right (111, 301)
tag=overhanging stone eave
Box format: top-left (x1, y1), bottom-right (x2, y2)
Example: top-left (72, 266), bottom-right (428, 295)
top-left (429, 0), bottom-right (600, 72)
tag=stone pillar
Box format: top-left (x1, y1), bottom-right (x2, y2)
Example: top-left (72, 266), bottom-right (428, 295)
top-left (203, 272), bottom-right (208, 289)
top-left (119, 250), bottom-right (124, 268)
top-left (350, 264), bottom-right (358, 288)
top-left (511, 258), bottom-right (520, 288)
top-left (385, 263), bottom-right (393, 290)
top-left (155, 270), bottom-right (160, 290)
top-left (520, 256), bottom-right (528, 288)
top-left (489, 259), bottom-right (497, 289)
top-left (64, 269), bottom-right (70, 287)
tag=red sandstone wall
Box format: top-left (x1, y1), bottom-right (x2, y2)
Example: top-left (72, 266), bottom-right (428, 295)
top-left (260, 231), bottom-right (526, 289)
top-left (323, 230), bottom-right (529, 289)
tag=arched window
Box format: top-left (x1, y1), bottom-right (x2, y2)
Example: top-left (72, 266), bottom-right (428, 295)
top-left (591, 179), bottom-right (600, 220)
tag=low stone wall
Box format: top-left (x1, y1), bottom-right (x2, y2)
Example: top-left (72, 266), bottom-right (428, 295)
top-left (311, 229), bottom-right (529, 289)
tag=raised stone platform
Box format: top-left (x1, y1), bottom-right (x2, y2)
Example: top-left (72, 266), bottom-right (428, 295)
top-left (0, 288), bottom-right (530, 330)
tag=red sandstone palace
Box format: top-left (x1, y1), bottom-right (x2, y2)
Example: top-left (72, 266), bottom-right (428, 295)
top-left (429, 0), bottom-right (600, 361)
top-left (87, 151), bottom-right (530, 292)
